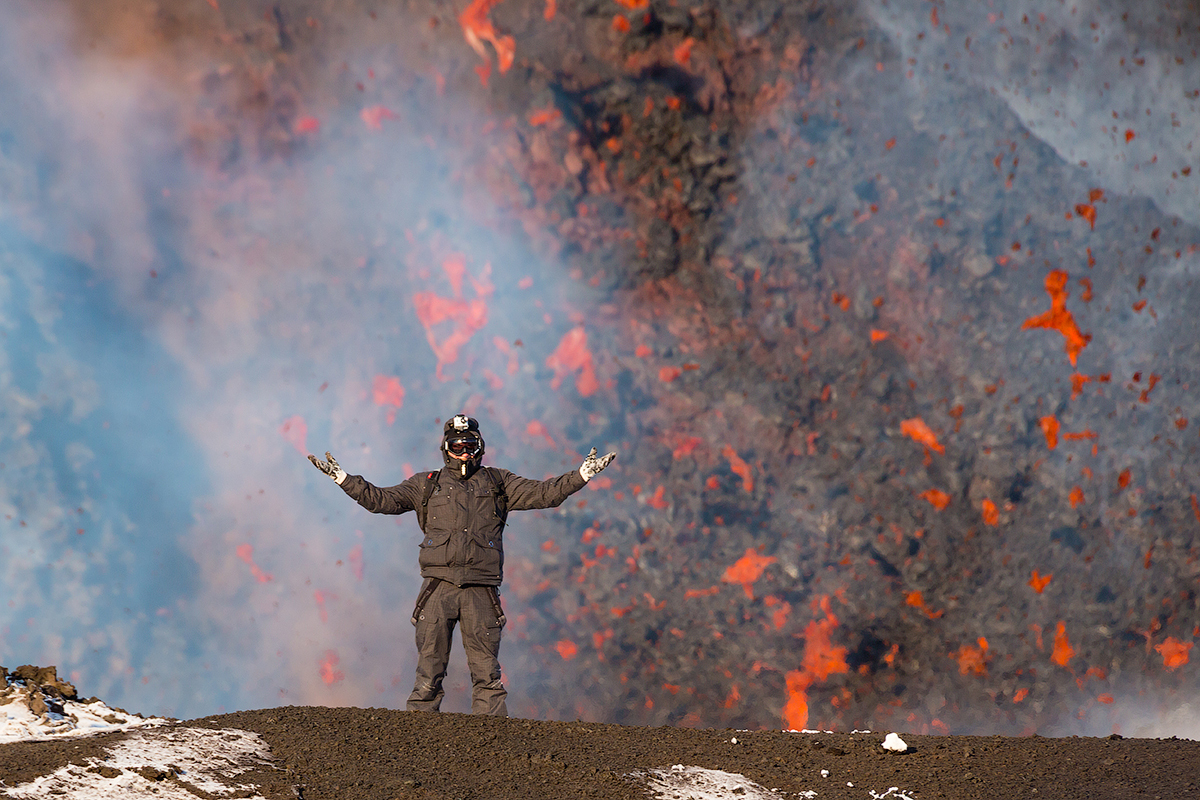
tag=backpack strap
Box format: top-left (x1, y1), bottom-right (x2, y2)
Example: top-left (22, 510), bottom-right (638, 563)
top-left (411, 577), bottom-right (442, 625)
top-left (485, 467), bottom-right (508, 524)
top-left (417, 471), bottom-right (439, 532)
top-left (485, 585), bottom-right (506, 626)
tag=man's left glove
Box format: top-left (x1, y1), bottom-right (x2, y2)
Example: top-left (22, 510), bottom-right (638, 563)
top-left (579, 447), bottom-right (616, 482)
top-left (308, 451), bottom-right (348, 485)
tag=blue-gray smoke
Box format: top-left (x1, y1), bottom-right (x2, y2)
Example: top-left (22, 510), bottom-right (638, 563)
top-left (0, 0), bottom-right (597, 718)
top-left (0, 233), bottom-right (207, 703)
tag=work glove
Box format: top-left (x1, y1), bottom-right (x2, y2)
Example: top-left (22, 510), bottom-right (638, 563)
top-left (579, 447), bottom-right (616, 482)
top-left (308, 451), bottom-right (347, 485)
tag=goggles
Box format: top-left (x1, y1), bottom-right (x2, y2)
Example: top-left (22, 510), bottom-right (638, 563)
top-left (446, 436), bottom-right (482, 456)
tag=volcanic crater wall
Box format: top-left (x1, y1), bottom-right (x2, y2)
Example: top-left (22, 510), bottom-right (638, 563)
top-left (0, 0), bottom-right (1197, 737)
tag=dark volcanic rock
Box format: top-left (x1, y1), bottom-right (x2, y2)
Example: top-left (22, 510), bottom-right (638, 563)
top-left (11, 665), bottom-right (78, 700)
top-left (9, 708), bottom-right (1192, 800)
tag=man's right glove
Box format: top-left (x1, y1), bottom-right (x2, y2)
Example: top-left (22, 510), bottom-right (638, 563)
top-left (308, 451), bottom-right (348, 485)
top-left (579, 447), bottom-right (616, 482)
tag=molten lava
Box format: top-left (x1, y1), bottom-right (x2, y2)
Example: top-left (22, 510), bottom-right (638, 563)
top-left (783, 596), bottom-right (849, 731)
top-left (1022, 271), bottom-right (1091, 367)
top-left (721, 549), bottom-right (776, 599)
top-left (545, 327), bottom-right (600, 397)
top-left (900, 417), bottom-right (945, 454)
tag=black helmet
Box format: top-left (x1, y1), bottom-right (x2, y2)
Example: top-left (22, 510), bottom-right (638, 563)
top-left (442, 414), bottom-right (485, 477)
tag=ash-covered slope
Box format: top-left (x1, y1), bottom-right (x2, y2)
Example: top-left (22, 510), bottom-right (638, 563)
top-left (195, 706), bottom-right (1200, 800)
top-left (4, 701), bottom-right (1199, 800)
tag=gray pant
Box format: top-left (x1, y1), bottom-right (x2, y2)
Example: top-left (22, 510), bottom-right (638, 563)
top-left (407, 579), bottom-right (507, 716)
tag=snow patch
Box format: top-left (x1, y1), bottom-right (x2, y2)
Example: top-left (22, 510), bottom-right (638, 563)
top-left (1, 726), bottom-right (273, 800)
top-left (632, 765), bottom-right (916, 800)
top-left (869, 789), bottom-right (918, 800)
top-left (634, 765), bottom-right (796, 800)
top-left (0, 682), bottom-right (166, 743)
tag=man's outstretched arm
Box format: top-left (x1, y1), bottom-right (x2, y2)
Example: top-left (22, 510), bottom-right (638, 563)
top-left (502, 447), bottom-right (617, 511)
top-left (308, 451), bottom-right (419, 515)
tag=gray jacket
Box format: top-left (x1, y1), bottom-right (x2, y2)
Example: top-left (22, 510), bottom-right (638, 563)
top-left (339, 465), bottom-right (586, 586)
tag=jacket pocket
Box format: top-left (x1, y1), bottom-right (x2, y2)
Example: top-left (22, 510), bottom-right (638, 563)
top-left (418, 529), bottom-right (452, 571)
top-left (425, 494), bottom-right (451, 526)
top-left (481, 612), bottom-right (502, 646)
top-left (468, 534), bottom-right (503, 581)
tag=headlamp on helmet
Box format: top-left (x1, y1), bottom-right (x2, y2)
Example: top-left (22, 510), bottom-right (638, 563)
top-left (442, 414), bottom-right (485, 477)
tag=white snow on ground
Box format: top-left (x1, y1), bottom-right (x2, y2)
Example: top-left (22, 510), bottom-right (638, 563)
top-left (0, 686), bottom-right (166, 744)
top-left (633, 763), bottom-right (919, 800)
top-left (633, 732), bottom-right (920, 800)
top-left (635, 765), bottom-right (802, 799)
top-left (1, 726), bottom-right (274, 800)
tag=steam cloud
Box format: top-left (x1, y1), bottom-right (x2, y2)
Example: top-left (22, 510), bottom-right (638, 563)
top-left (0, 0), bottom-right (596, 717)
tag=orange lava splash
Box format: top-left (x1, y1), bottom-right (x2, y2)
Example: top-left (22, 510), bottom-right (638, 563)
top-left (235, 544), bottom-right (273, 584)
top-left (372, 375), bottom-right (405, 408)
top-left (1028, 570), bottom-right (1052, 594)
top-left (528, 107), bottom-right (561, 127)
top-left (1155, 637), bottom-right (1192, 670)
top-left (782, 596), bottom-right (849, 731)
top-left (721, 548), bottom-right (776, 599)
top-left (372, 375), bottom-right (405, 425)
top-left (900, 417), bottom-right (944, 454)
top-left (1116, 468), bottom-right (1132, 490)
top-left (460, 0), bottom-right (515, 84)
top-left (953, 637), bottom-right (990, 676)
top-left (319, 649), bottom-right (345, 685)
top-left (1022, 270), bottom-right (1091, 366)
top-left (1068, 486), bottom-right (1085, 508)
top-left (905, 590), bottom-right (944, 619)
top-left (526, 419), bottom-right (556, 448)
top-left (545, 326), bottom-right (599, 397)
top-left (360, 105), bottom-right (398, 130)
top-left (721, 445), bottom-right (754, 492)
top-left (782, 670), bottom-right (811, 732)
top-left (920, 488), bottom-right (951, 510)
top-left (413, 294), bottom-right (488, 379)
top-left (1051, 621), bottom-right (1075, 667)
top-left (412, 256), bottom-right (492, 380)
top-left (1039, 415), bottom-right (1060, 450)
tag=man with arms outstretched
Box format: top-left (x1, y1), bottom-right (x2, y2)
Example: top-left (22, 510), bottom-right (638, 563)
top-left (309, 414), bottom-right (615, 716)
